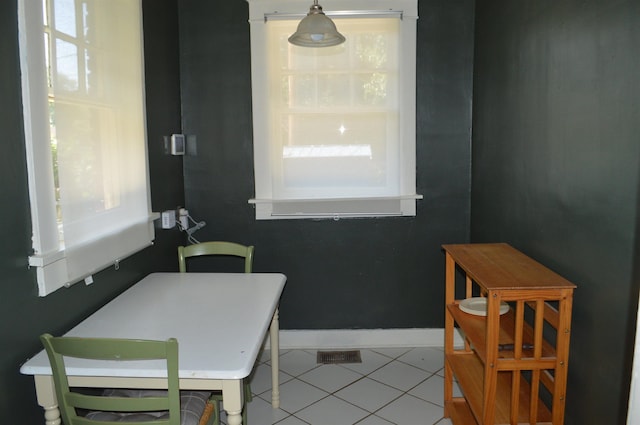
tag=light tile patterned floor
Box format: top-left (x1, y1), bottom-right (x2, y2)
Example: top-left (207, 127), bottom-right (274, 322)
top-left (219, 347), bottom-right (462, 425)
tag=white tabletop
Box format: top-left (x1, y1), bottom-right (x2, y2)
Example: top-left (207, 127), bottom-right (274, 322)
top-left (21, 272), bottom-right (286, 381)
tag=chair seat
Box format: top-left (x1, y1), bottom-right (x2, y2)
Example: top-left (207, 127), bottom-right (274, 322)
top-left (85, 389), bottom-right (213, 425)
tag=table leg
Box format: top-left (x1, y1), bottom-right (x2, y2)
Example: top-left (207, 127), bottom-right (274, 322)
top-left (270, 307), bottom-right (280, 408)
top-left (223, 379), bottom-right (244, 425)
top-left (34, 375), bottom-right (61, 425)
top-left (43, 406), bottom-right (61, 425)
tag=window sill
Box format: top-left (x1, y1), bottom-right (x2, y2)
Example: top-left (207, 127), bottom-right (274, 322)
top-left (248, 195), bottom-right (422, 220)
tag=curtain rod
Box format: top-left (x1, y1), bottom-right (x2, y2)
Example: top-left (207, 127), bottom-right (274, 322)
top-left (264, 10), bottom-right (403, 22)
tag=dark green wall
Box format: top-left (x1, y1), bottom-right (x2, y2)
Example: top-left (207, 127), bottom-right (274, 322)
top-left (10, 0), bottom-right (637, 423)
top-left (0, 1), bottom-right (185, 423)
top-left (177, 0), bottom-right (475, 329)
top-left (471, 0), bottom-right (640, 423)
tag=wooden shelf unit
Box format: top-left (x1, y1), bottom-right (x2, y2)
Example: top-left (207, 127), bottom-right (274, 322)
top-left (443, 243), bottom-right (576, 425)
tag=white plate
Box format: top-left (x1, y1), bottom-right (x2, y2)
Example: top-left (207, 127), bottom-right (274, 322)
top-left (458, 297), bottom-right (509, 316)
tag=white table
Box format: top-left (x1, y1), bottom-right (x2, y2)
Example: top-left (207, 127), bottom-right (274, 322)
top-left (20, 272), bottom-right (286, 425)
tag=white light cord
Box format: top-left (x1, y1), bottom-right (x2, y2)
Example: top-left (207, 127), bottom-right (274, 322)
top-left (176, 209), bottom-right (206, 244)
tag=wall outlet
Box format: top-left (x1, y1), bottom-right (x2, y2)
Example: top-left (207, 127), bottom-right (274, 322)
top-left (170, 134), bottom-right (185, 155)
top-left (161, 210), bottom-right (176, 229)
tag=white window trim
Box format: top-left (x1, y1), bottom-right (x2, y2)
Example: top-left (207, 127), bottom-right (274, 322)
top-left (18, 0), bottom-right (158, 296)
top-left (248, 196), bottom-right (421, 220)
top-left (247, 0), bottom-right (421, 220)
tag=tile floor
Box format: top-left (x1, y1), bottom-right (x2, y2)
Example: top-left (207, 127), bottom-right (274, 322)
top-left (220, 347), bottom-right (462, 425)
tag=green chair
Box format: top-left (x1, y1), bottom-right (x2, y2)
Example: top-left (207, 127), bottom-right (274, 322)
top-left (178, 241), bottom-right (254, 274)
top-left (178, 241), bottom-right (254, 424)
top-left (40, 333), bottom-right (216, 425)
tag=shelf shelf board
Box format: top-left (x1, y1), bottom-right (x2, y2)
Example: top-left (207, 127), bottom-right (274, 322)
top-left (445, 399), bottom-right (476, 425)
top-left (447, 351), bottom-right (552, 425)
top-left (447, 302), bottom-right (557, 364)
top-left (442, 243), bottom-right (576, 291)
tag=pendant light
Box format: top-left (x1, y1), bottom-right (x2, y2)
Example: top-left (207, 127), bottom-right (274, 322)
top-left (288, 0), bottom-right (345, 47)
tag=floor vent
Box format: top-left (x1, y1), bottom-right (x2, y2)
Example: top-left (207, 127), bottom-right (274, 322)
top-left (317, 350), bottom-right (362, 364)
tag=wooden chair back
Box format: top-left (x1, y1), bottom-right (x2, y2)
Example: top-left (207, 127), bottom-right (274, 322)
top-left (178, 241), bottom-right (254, 273)
top-left (40, 334), bottom-right (181, 425)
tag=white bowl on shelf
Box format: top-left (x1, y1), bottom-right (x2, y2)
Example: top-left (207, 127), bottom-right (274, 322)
top-left (459, 297), bottom-right (509, 316)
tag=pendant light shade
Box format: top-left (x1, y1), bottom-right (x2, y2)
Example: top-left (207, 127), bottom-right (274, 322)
top-left (288, 1), bottom-right (345, 47)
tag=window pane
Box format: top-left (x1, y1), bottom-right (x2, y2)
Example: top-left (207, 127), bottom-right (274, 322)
top-left (42, 0), bottom-right (48, 26)
top-left (53, 0), bottom-right (76, 37)
top-left (55, 38), bottom-right (79, 91)
top-left (355, 72), bottom-right (392, 106)
top-left (85, 47), bottom-right (101, 95)
top-left (353, 33), bottom-right (394, 69)
top-left (55, 102), bottom-right (117, 216)
top-left (317, 74), bottom-right (350, 107)
top-left (82, 1), bottom-right (91, 41)
top-left (44, 32), bottom-right (52, 88)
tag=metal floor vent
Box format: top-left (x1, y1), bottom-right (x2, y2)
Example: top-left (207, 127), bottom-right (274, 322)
top-left (317, 350), bottom-right (362, 364)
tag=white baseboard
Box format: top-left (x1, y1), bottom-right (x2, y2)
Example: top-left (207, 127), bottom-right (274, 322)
top-left (263, 328), bottom-right (464, 350)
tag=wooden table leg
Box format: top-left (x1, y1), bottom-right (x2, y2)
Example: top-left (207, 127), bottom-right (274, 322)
top-left (270, 307), bottom-right (280, 408)
top-left (34, 375), bottom-right (61, 425)
top-left (223, 379), bottom-right (244, 425)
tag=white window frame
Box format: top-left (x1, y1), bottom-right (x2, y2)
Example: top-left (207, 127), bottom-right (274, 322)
top-left (18, 0), bottom-right (157, 296)
top-left (247, 0), bottom-right (421, 220)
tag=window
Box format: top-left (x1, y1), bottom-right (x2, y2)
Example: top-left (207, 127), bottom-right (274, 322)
top-left (18, 0), bottom-right (155, 296)
top-left (247, 0), bottom-right (420, 220)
